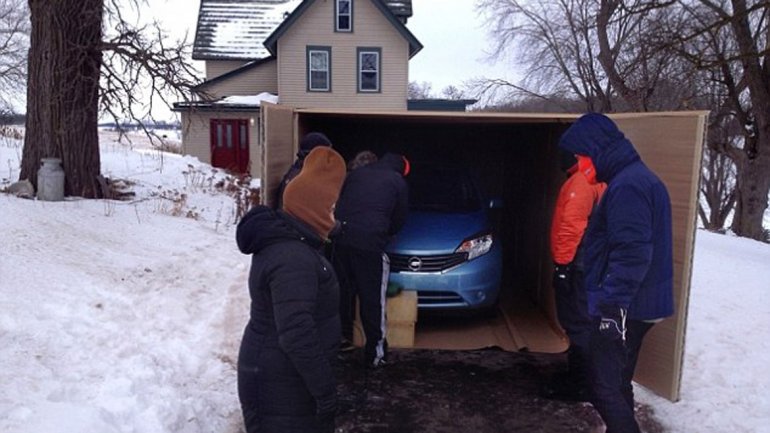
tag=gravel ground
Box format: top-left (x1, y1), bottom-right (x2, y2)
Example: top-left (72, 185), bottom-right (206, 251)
top-left (335, 348), bottom-right (666, 433)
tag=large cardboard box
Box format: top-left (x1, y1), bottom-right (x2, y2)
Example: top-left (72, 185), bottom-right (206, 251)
top-left (260, 105), bottom-right (706, 402)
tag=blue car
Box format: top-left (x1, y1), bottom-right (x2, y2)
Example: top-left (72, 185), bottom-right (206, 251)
top-left (386, 164), bottom-right (503, 311)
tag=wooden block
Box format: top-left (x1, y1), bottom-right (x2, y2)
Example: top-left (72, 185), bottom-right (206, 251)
top-left (387, 321), bottom-right (416, 348)
top-left (352, 290), bottom-right (418, 348)
top-left (353, 320), bottom-right (416, 348)
top-left (388, 290), bottom-right (418, 322)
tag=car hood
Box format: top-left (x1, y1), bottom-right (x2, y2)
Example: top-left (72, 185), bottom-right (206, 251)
top-left (386, 210), bottom-right (489, 254)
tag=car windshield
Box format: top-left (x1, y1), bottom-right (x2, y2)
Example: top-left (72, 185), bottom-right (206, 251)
top-left (407, 165), bottom-right (483, 212)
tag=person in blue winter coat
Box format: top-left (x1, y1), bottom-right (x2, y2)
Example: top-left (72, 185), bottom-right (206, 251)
top-left (558, 113), bottom-right (674, 433)
top-left (235, 146), bottom-right (347, 433)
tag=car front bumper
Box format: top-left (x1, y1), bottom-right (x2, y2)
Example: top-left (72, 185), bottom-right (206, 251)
top-left (388, 245), bottom-right (502, 310)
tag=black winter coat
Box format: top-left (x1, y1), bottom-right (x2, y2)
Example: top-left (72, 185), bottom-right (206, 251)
top-left (334, 153), bottom-right (409, 251)
top-left (235, 205), bottom-right (340, 432)
top-left (273, 149), bottom-right (311, 210)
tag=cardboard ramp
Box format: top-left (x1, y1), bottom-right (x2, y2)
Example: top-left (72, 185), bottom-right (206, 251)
top-left (413, 296), bottom-right (568, 353)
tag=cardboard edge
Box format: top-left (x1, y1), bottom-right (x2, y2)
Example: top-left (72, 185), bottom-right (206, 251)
top-left (666, 111), bottom-right (708, 402)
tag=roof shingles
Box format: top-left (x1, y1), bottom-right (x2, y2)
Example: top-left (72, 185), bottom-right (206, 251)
top-left (193, 0), bottom-right (303, 60)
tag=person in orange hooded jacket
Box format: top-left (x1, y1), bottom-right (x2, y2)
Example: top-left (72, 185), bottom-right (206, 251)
top-left (543, 150), bottom-right (606, 401)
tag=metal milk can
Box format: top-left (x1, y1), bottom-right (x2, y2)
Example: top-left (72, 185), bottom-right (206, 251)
top-left (37, 158), bottom-right (65, 201)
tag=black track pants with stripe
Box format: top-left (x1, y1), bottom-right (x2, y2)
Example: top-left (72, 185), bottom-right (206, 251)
top-left (333, 243), bottom-right (389, 365)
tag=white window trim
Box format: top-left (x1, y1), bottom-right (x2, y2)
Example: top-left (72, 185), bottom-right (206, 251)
top-left (308, 47), bottom-right (331, 92)
top-left (336, 0), bottom-right (352, 32)
top-left (358, 48), bottom-right (381, 93)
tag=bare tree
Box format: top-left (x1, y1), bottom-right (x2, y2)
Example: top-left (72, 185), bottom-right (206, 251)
top-left (476, 0), bottom-right (613, 111)
top-left (441, 85), bottom-right (467, 100)
top-left (408, 81), bottom-right (434, 99)
top-left (667, 0), bottom-right (770, 240)
top-left (19, 0), bottom-right (199, 198)
top-left (595, 0), bottom-right (690, 112)
top-left (476, 0), bottom-right (696, 111)
top-left (0, 0), bottom-right (29, 112)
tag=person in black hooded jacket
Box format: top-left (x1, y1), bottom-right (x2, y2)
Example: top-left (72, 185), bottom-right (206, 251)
top-left (272, 131), bottom-right (333, 209)
top-left (235, 146), bottom-right (347, 433)
top-left (333, 152), bottom-right (409, 367)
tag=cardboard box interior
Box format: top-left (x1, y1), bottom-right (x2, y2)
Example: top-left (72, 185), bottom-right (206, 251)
top-left (298, 112), bottom-right (573, 353)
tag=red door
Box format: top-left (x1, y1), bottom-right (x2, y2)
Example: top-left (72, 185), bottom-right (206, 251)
top-left (210, 119), bottom-right (250, 174)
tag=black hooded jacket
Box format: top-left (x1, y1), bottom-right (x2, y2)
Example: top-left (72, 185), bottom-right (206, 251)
top-left (273, 149), bottom-right (310, 210)
top-left (334, 153), bottom-right (409, 251)
top-left (235, 205), bottom-right (340, 426)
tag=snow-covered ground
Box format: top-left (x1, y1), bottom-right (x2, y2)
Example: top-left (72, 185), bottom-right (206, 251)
top-left (1, 129), bottom-right (769, 432)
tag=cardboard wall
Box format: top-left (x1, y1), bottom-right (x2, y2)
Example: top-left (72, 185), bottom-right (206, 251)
top-left (260, 103), bottom-right (296, 209)
top-left (612, 114), bottom-right (705, 401)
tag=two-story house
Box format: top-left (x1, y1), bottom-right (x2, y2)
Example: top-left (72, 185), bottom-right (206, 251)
top-left (173, 0), bottom-right (422, 176)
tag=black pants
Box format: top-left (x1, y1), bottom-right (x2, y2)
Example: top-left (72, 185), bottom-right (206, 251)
top-left (554, 267), bottom-right (592, 386)
top-left (588, 319), bottom-right (655, 433)
top-left (333, 243), bottom-right (389, 365)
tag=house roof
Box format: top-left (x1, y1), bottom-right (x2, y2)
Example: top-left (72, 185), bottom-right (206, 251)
top-left (407, 99), bottom-right (479, 112)
top-left (172, 92), bottom-right (279, 112)
top-left (382, 0), bottom-right (412, 19)
top-left (193, 0), bottom-right (416, 61)
top-left (192, 0), bottom-right (302, 61)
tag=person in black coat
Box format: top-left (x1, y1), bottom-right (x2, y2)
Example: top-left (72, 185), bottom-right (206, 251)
top-left (333, 152), bottom-right (409, 367)
top-left (273, 131), bottom-right (333, 209)
top-left (236, 146), bottom-right (347, 433)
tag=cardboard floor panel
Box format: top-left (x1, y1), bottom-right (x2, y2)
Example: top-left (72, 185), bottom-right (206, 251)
top-left (412, 298), bottom-right (567, 353)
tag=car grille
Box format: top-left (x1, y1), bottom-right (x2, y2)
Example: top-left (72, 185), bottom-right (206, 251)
top-left (388, 252), bottom-right (468, 273)
top-left (417, 291), bottom-right (465, 305)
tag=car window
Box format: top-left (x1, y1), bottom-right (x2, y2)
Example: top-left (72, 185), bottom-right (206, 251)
top-left (408, 165), bottom-right (483, 212)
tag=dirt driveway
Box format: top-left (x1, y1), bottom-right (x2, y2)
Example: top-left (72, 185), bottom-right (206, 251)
top-left (335, 348), bottom-right (665, 433)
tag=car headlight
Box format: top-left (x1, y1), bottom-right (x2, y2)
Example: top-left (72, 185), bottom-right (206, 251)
top-left (456, 232), bottom-right (493, 260)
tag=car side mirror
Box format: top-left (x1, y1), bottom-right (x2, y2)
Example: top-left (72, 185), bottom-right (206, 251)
top-left (488, 198), bottom-right (504, 209)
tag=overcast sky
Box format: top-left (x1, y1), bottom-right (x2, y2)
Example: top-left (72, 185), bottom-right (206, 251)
top-left (406, 0), bottom-right (519, 92)
top-left (148, 0), bottom-right (519, 96)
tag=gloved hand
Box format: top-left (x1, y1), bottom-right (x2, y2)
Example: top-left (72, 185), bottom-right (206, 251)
top-left (386, 281), bottom-right (403, 298)
top-left (598, 304), bottom-right (627, 341)
top-left (316, 392), bottom-right (337, 433)
top-left (552, 263), bottom-right (572, 292)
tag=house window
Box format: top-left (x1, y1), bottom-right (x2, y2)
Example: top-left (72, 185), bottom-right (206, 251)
top-left (357, 47), bottom-right (381, 93)
top-left (240, 124), bottom-right (247, 149)
top-left (307, 46), bottom-right (331, 92)
top-left (336, 0), bottom-right (352, 32)
top-left (225, 123), bottom-right (233, 148)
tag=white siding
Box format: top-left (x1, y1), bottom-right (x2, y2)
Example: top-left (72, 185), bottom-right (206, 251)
top-left (205, 60), bottom-right (250, 79)
top-left (199, 61), bottom-right (279, 99)
top-left (277, 0), bottom-right (409, 110)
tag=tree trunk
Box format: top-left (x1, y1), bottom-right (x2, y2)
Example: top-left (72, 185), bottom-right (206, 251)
top-left (731, 151), bottom-right (770, 240)
top-left (20, 0), bottom-right (104, 198)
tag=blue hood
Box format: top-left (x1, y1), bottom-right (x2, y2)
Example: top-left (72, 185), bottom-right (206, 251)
top-left (386, 210), bottom-right (489, 254)
top-left (558, 113), bottom-right (640, 183)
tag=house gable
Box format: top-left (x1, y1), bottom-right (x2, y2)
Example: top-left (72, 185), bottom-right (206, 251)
top-left (193, 0), bottom-right (416, 61)
top-left (263, 0), bottom-right (422, 59)
top-left (274, 0), bottom-right (417, 110)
